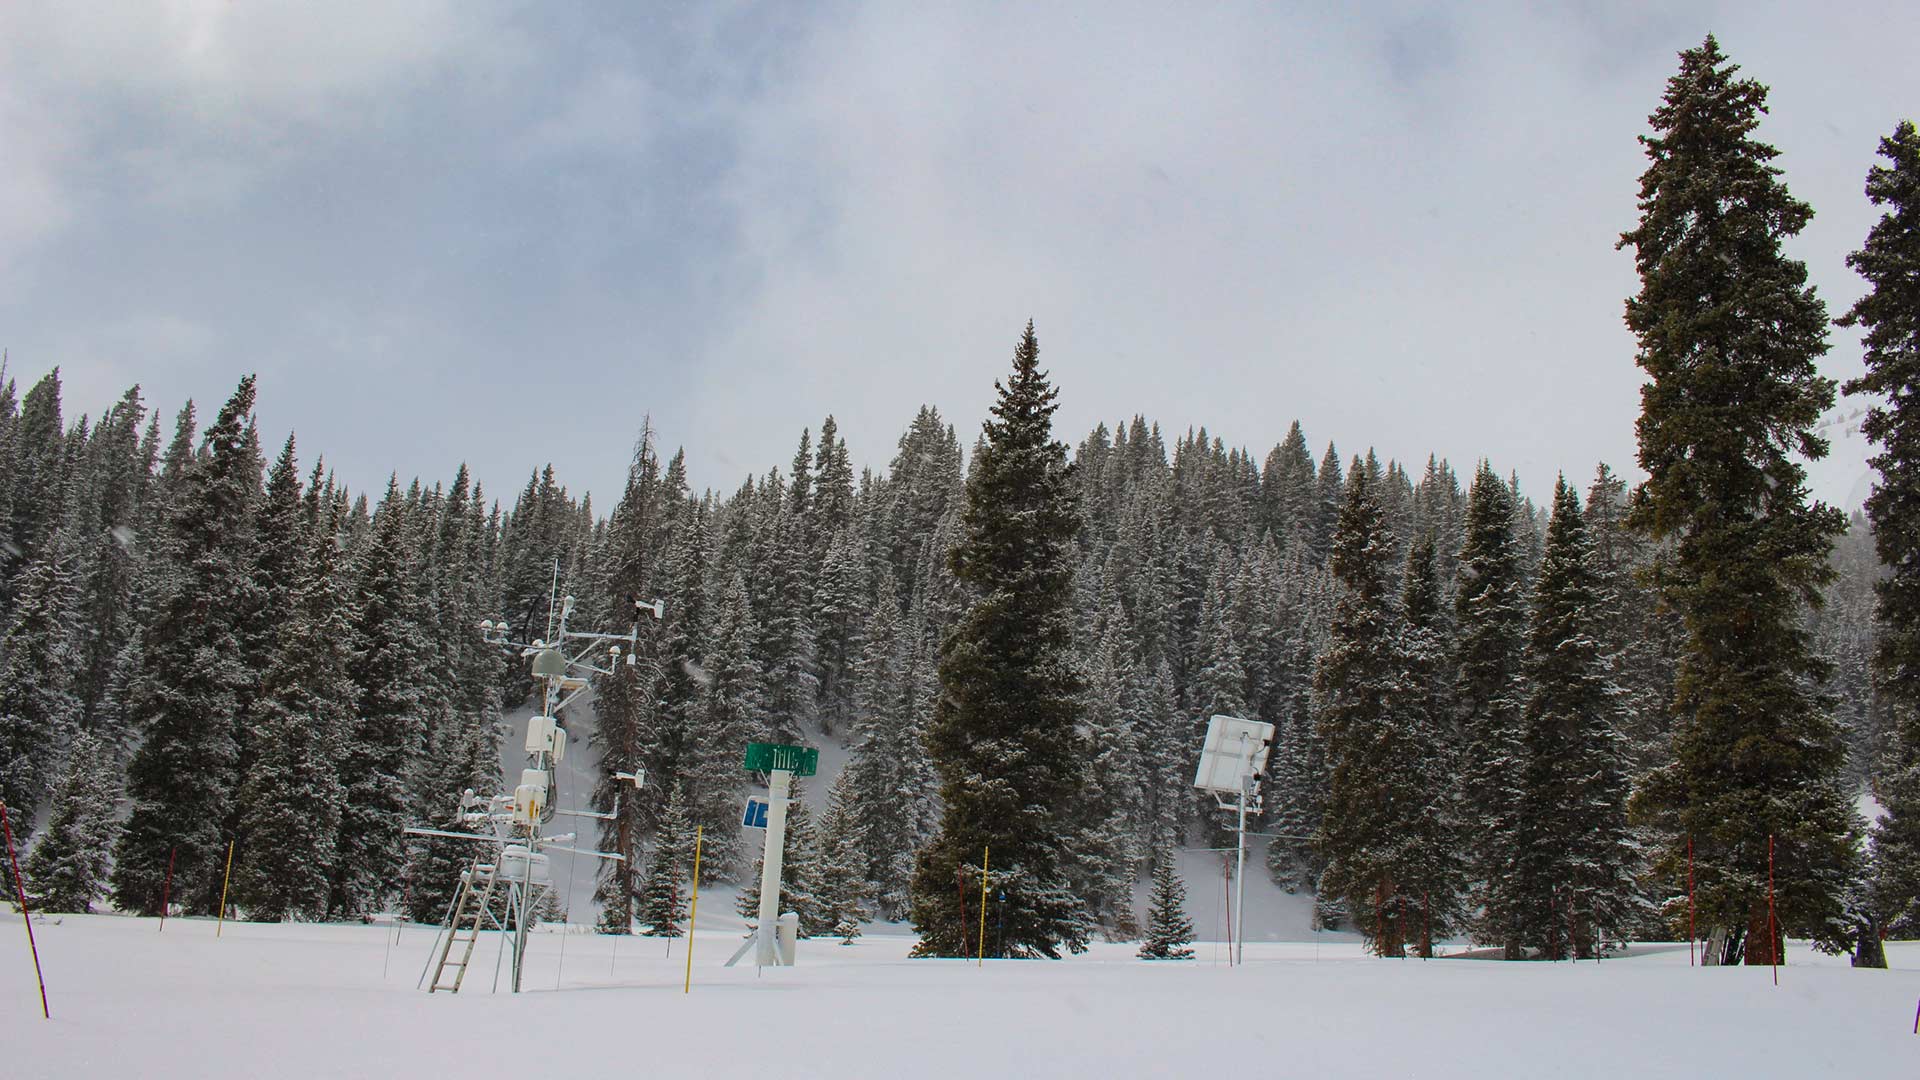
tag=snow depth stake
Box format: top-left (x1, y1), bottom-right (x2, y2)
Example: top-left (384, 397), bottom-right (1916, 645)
top-left (1768, 833), bottom-right (1778, 986)
top-left (216, 840), bottom-right (235, 938)
top-left (1, 800), bottom-right (50, 1019)
top-left (1687, 836), bottom-right (1695, 967)
top-left (684, 825), bottom-right (703, 994)
top-left (159, 846), bottom-right (176, 932)
top-left (977, 845), bottom-right (989, 966)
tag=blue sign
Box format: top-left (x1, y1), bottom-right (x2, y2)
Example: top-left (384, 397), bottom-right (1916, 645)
top-left (742, 797), bottom-right (769, 829)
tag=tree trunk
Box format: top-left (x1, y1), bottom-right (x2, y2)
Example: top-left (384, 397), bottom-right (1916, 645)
top-left (1744, 901), bottom-right (1779, 967)
top-left (1852, 918), bottom-right (1888, 969)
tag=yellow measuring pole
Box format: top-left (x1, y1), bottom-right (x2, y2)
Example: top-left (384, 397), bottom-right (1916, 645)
top-left (978, 845), bottom-right (989, 966)
top-left (216, 840), bottom-right (235, 938)
top-left (684, 826), bottom-right (704, 994)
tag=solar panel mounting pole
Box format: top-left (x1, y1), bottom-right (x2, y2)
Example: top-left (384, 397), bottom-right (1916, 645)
top-left (1235, 742), bottom-right (1252, 967)
top-left (755, 767), bottom-right (793, 968)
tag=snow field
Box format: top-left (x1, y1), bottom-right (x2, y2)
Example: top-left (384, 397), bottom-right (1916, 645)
top-left (6, 910), bottom-right (1920, 1079)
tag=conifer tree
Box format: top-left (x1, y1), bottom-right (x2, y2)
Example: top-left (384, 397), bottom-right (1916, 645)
top-left (910, 322), bottom-right (1090, 958)
top-left (1454, 461), bottom-right (1529, 956)
top-left (638, 783), bottom-right (693, 937)
top-left (1392, 531), bottom-right (1467, 953)
top-left (232, 505), bottom-right (355, 921)
top-left (1137, 845), bottom-right (1195, 960)
top-left (844, 574), bottom-right (934, 917)
top-left (0, 543), bottom-right (79, 820)
top-left (113, 377), bottom-right (262, 916)
top-left (1510, 480), bottom-right (1640, 958)
top-left (814, 769), bottom-right (872, 943)
top-left (330, 481), bottom-right (431, 917)
top-left (1838, 120), bottom-right (1920, 941)
top-left (20, 729), bottom-right (120, 913)
top-left (2, 369), bottom-right (68, 599)
top-left (1622, 37), bottom-right (1859, 962)
top-left (590, 429), bottom-right (668, 932)
top-left (1315, 466), bottom-right (1435, 956)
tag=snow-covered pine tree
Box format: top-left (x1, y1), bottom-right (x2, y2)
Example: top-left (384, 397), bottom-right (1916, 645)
top-left (1510, 479), bottom-right (1640, 958)
top-left (1312, 443), bottom-right (1344, 564)
top-left (1392, 531), bottom-right (1467, 955)
top-left (1261, 421), bottom-right (1316, 547)
top-left (686, 565), bottom-right (758, 859)
top-left (639, 783), bottom-right (693, 937)
top-left (752, 498), bottom-right (820, 745)
top-left (844, 573), bottom-right (933, 917)
top-left (63, 385), bottom-right (150, 737)
top-left (20, 729), bottom-right (120, 913)
top-left (1264, 631), bottom-right (1324, 893)
top-left (814, 769), bottom-right (872, 943)
top-left (812, 524), bottom-right (867, 737)
top-left (0, 542), bottom-right (79, 821)
top-left (113, 377), bottom-right (262, 916)
top-left (1622, 37), bottom-right (1859, 964)
top-left (1839, 120), bottom-right (1920, 947)
top-left (1315, 464), bottom-right (1424, 956)
top-left (1, 369), bottom-right (69, 604)
top-left (1453, 461), bottom-right (1529, 957)
top-left (910, 322), bottom-right (1090, 959)
top-left (591, 429), bottom-right (668, 933)
top-left (232, 501), bottom-right (355, 921)
top-left (1137, 844), bottom-right (1195, 960)
top-left (329, 479), bottom-right (431, 917)
top-left (1069, 604), bottom-right (1146, 940)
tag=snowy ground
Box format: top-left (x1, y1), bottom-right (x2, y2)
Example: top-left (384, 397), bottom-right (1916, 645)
top-left (6, 909), bottom-right (1920, 1079)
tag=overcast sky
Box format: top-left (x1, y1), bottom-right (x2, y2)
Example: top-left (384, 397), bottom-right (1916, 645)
top-left (2, 2), bottom-right (1912, 513)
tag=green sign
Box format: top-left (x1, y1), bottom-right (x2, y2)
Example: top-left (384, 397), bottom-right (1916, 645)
top-left (743, 742), bottom-right (819, 776)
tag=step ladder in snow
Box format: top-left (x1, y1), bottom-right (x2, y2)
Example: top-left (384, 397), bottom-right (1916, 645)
top-left (428, 855), bottom-right (502, 993)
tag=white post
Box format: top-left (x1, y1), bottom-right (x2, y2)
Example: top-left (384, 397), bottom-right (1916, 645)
top-left (1235, 773), bottom-right (1249, 967)
top-left (755, 769), bottom-right (793, 967)
top-left (1234, 732), bottom-right (1255, 967)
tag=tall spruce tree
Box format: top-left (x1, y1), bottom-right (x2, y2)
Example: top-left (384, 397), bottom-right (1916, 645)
top-left (232, 504), bottom-right (355, 921)
top-left (1315, 466), bottom-right (1450, 956)
top-left (1454, 461), bottom-right (1530, 956)
top-left (1391, 531), bottom-right (1467, 954)
top-left (1510, 479), bottom-right (1640, 958)
top-left (1621, 37), bottom-right (1859, 962)
top-left (330, 481), bottom-right (432, 917)
top-left (1839, 120), bottom-right (1920, 940)
top-left (591, 428), bottom-right (668, 933)
top-left (910, 322), bottom-right (1090, 958)
top-left (112, 377), bottom-right (262, 916)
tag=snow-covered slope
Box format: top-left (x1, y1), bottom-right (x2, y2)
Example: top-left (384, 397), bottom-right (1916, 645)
top-left (504, 700), bottom-right (1340, 943)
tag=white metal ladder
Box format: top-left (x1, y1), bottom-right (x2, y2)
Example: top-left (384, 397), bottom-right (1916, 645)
top-left (428, 856), bottom-right (501, 993)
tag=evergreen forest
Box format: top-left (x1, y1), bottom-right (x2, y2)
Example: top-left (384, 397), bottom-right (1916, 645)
top-left (1, 37), bottom-right (1917, 968)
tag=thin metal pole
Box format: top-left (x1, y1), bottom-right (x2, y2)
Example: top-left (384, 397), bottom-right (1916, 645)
top-left (1, 801), bottom-right (50, 1019)
top-left (978, 845), bottom-right (989, 966)
top-left (1687, 835), bottom-right (1695, 967)
top-left (1768, 833), bottom-right (1778, 986)
top-left (159, 846), bottom-right (177, 932)
top-left (684, 826), bottom-right (703, 994)
top-left (216, 840), bottom-right (235, 937)
top-left (1234, 777), bottom-right (1248, 966)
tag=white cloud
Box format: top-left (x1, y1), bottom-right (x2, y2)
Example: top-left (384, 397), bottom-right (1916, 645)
top-left (681, 3), bottom-right (1907, 506)
top-left (0, 2), bottom-right (521, 256)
